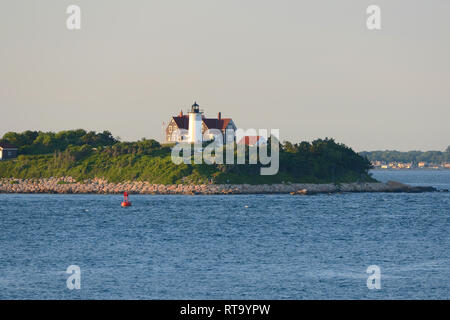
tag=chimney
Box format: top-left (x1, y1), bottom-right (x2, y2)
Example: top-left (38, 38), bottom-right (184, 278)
top-left (179, 110), bottom-right (183, 117)
top-left (218, 112), bottom-right (221, 121)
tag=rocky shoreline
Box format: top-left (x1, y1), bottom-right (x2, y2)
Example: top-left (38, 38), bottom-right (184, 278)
top-left (0, 177), bottom-right (442, 195)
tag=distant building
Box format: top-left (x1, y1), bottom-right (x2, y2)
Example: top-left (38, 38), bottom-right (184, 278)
top-left (0, 142), bottom-right (18, 160)
top-left (237, 136), bottom-right (266, 147)
top-left (165, 102), bottom-right (237, 143)
top-left (418, 162), bottom-right (426, 168)
top-left (371, 160), bottom-right (383, 167)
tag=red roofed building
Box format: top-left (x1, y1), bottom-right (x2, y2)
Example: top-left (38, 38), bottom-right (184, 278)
top-left (165, 103), bottom-right (236, 143)
top-left (237, 136), bottom-right (266, 147)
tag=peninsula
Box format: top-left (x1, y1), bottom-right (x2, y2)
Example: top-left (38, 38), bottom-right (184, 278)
top-left (0, 129), bottom-right (440, 194)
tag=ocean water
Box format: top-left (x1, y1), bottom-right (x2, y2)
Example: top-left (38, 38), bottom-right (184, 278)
top-left (0, 170), bottom-right (449, 299)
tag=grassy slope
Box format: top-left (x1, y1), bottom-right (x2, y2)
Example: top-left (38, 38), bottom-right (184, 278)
top-left (0, 151), bottom-right (375, 184)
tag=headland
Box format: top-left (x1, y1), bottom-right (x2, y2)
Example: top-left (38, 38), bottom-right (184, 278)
top-left (0, 177), bottom-right (439, 195)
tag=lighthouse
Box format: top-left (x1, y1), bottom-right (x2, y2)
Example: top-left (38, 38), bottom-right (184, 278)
top-left (188, 102), bottom-right (203, 143)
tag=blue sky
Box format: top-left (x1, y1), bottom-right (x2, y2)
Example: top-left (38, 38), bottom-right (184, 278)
top-left (1, 0), bottom-right (449, 151)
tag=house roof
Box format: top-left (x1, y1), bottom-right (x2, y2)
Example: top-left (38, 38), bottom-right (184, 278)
top-left (203, 118), bottom-right (232, 130)
top-left (172, 116), bottom-right (189, 130)
top-left (0, 142), bottom-right (18, 149)
top-left (171, 116), bottom-right (233, 130)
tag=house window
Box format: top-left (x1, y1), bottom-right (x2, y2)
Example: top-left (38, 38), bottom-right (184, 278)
top-left (169, 126), bottom-right (173, 133)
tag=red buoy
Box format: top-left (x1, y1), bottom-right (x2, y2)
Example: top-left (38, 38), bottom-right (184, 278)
top-left (121, 191), bottom-right (132, 207)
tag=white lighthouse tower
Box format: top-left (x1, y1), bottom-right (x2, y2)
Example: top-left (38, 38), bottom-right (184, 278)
top-left (188, 102), bottom-right (203, 144)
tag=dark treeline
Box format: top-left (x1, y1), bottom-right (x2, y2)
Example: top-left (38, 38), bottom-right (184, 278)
top-left (360, 147), bottom-right (450, 164)
top-left (279, 139), bottom-right (372, 181)
top-left (0, 129), bottom-right (117, 154)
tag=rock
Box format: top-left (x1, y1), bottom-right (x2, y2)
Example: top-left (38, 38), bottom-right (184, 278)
top-left (385, 180), bottom-right (437, 193)
top-left (290, 189), bottom-right (316, 195)
top-left (291, 189), bottom-right (306, 195)
top-left (408, 186), bottom-right (437, 193)
top-left (0, 176), bottom-right (439, 195)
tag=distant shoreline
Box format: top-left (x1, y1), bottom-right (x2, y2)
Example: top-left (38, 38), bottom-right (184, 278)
top-left (370, 168), bottom-right (450, 171)
top-left (0, 177), bottom-right (442, 195)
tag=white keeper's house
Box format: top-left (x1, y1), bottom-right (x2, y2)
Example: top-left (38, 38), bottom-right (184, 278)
top-left (165, 102), bottom-right (237, 144)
